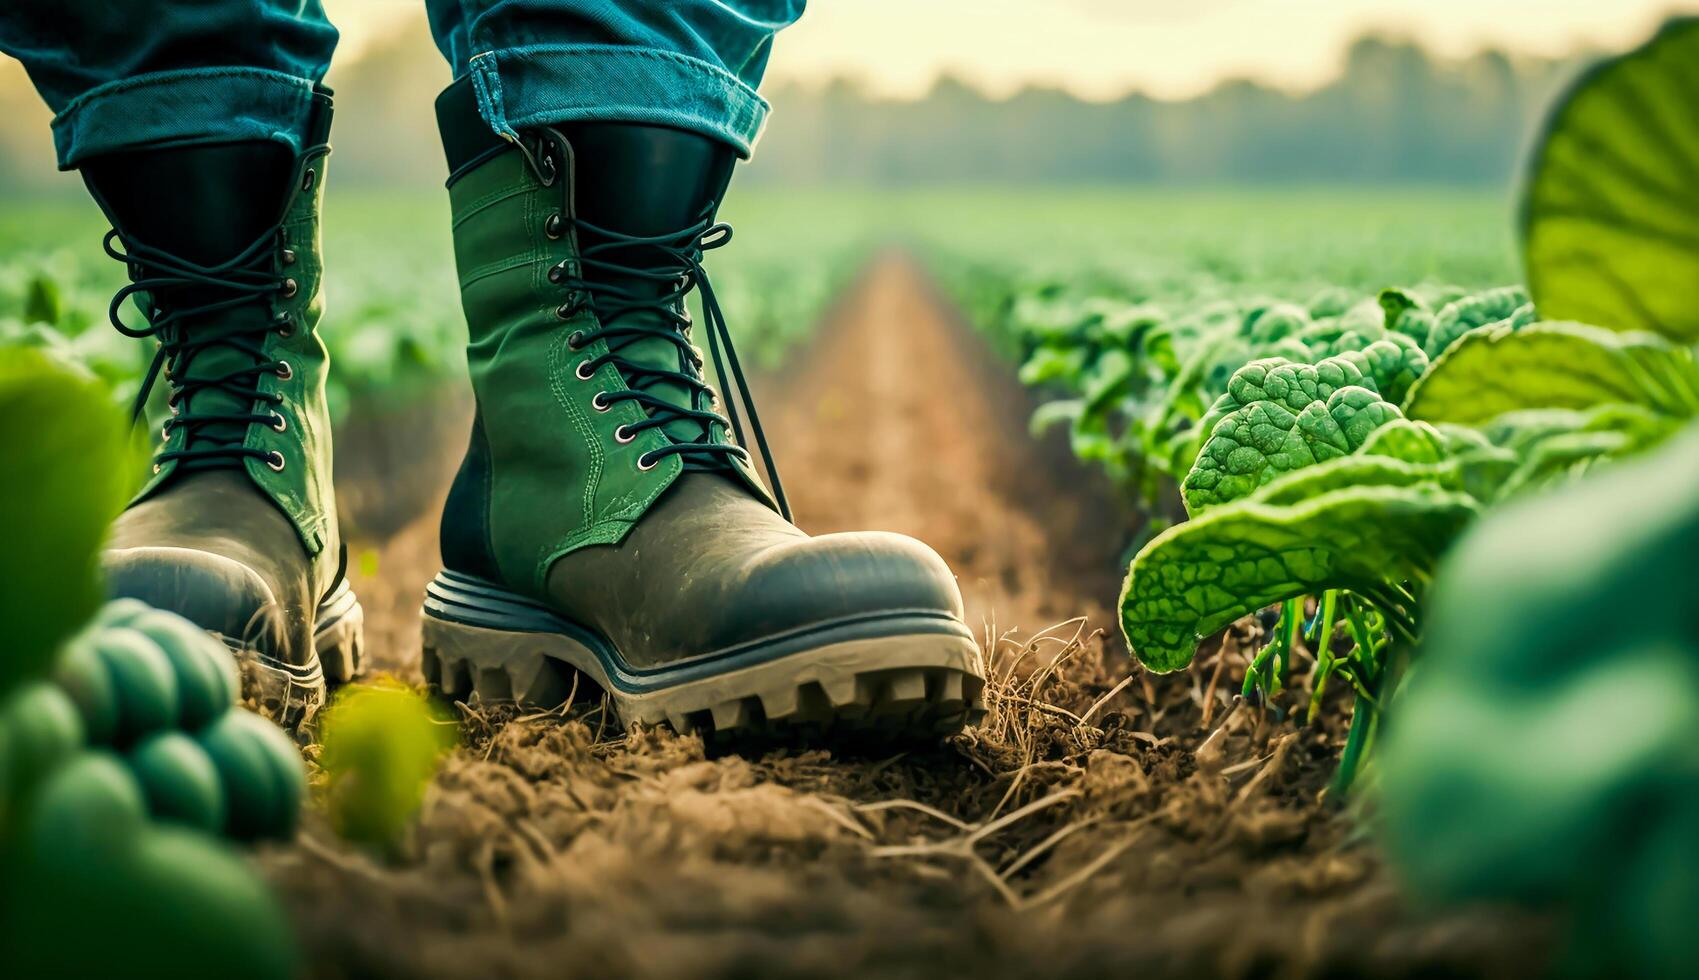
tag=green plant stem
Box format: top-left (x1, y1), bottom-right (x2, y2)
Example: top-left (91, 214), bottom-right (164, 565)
top-left (1305, 591), bottom-right (1341, 724)
top-left (1329, 690), bottom-right (1378, 798)
top-left (1242, 597), bottom-right (1303, 700)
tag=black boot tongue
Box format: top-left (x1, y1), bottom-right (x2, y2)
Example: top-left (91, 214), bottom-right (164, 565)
top-left (82, 142), bottom-right (296, 457)
top-left (83, 142), bottom-right (294, 266)
top-left (565, 124), bottom-right (736, 447)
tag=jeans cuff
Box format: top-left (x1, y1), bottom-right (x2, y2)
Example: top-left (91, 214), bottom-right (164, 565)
top-left (51, 67), bottom-right (319, 169)
top-left (466, 45), bottom-right (770, 158)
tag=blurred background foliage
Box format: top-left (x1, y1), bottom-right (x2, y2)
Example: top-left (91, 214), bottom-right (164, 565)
top-left (0, 22), bottom-right (1592, 195)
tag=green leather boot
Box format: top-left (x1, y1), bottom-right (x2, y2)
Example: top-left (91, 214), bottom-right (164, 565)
top-left (422, 80), bottom-right (985, 740)
top-left (84, 90), bottom-right (362, 727)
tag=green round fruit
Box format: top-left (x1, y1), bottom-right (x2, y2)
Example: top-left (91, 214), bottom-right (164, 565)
top-left (21, 751), bottom-right (147, 859)
top-left (126, 610), bottom-right (238, 729)
top-left (127, 731), bottom-right (226, 834)
top-left (0, 681), bottom-right (85, 802)
top-left (93, 627), bottom-right (181, 742)
top-left (52, 635), bottom-right (121, 744)
top-left (2, 824), bottom-right (299, 980)
top-left (196, 711), bottom-right (304, 842)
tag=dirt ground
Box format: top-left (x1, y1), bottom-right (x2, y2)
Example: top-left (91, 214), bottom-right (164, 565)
top-left (261, 256), bottom-right (1547, 979)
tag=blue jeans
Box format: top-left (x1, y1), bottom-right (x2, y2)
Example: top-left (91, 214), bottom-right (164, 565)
top-left (0, 1), bottom-right (804, 168)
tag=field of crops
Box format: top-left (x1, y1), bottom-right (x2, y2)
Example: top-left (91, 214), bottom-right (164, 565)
top-left (4, 17), bottom-right (1699, 980)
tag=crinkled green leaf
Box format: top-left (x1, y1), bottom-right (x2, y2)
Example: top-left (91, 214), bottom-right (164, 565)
top-left (1252, 454), bottom-right (1468, 508)
top-left (1246, 303), bottom-right (1309, 344)
top-left (1424, 286), bottom-right (1533, 359)
top-left (1121, 474), bottom-right (1480, 673)
top-left (1331, 335), bottom-right (1430, 405)
top-left (1360, 418), bottom-right (1452, 464)
top-left (1307, 287), bottom-right (1354, 319)
top-left (1360, 419), bottom-right (1523, 502)
top-left (1405, 321), bottom-right (1699, 425)
top-left (1183, 384), bottom-right (1402, 514)
top-left (1378, 288), bottom-right (1424, 332)
top-left (1256, 337), bottom-right (1316, 365)
top-left (1195, 354), bottom-right (1372, 444)
top-left (1521, 17), bottom-right (1699, 343)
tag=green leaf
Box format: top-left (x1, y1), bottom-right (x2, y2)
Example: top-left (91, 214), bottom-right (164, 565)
top-left (1028, 398), bottom-right (1083, 438)
top-left (0, 349), bottom-right (134, 696)
top-left (1496, 403), bottom-right (1684, 498)
top-left (318, 680), bottom-right (457, 853)
top-left (1182, 384), bottom-right (1402, 514)
top-left (1332, 335), bottom-right (1430, 406)
top-left (23, 276), bottom-right (62, 327)
top-left (1522, 17), bottom-right (1699, 343)
top-left (1424, 286), bottom-right (1532, 360)
top-left (1017, 343), bottom-right (1088, 386)
top-left (1378, 423), bottom-right (1699, 976)
top-left (1377, 288), bottom-right (1424, 333)
top-left (1246, 303), bottom-right (1309, 344)
top-left (1122, 463), bottom-right (1479, 673)
top-left (1404, 321), bottom-right (1699, 426)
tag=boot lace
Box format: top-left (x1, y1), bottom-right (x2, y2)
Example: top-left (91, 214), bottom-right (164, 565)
top-left (105, 226), bottom-right (294, 471)
top-left (552, 208), bottom-right (792, 520)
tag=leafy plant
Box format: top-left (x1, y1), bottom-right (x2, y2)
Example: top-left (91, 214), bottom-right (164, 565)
top-left (317, 678), bottom-right (456, 854)
top-left (1117, 14), bottom-right (1699, 795)
top-left (0, 352), bottom-right (303, 976)
top-left (1521, 17), bottom-right (1699, 344)
top-left (1378, 422), bottom-right (1699, 977)
top-left (0, 348), bottom-right (134, 693)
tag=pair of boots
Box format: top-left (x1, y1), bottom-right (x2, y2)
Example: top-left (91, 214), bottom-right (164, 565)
top-left (92, 83), bottom-right (984, 740)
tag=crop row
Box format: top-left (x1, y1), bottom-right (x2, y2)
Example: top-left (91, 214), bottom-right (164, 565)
top-left (943, 20), bottom-right (1699, 974)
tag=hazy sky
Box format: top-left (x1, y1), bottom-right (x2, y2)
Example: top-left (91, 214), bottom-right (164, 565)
top-left (327, 0), bottom-right (1699, 99)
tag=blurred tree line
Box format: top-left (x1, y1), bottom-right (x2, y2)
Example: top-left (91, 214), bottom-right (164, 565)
top-left (0, 19), bottom-right (1582, 194)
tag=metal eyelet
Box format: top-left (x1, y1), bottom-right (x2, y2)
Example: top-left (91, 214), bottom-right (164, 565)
top-left (270, 412), bottom-right (288, 432)
top-left (637, 452), bottom-right (659, 472)
top-left (301, 168), bottom-right (316, 191)
top-left (575, 361), bottom-right (595, 381)
top-left (545, 213), bottom-right (566, 239)
top-left (281, 278), bottom-right (299, 299)
top-left (547, 264), bottom-right (567, 285)
top-left (160, 422), bottom-right (171, 441)
top-left (567, 330), bottom-right (585, 349)
top-left (274, 312), bottom-right (295, 337)
top-left (614, 425), bottom-right (636, 445)
top-left (539, 151), bottom-right (558, 187)
top-left (556, 303), bottom-right (576, 321)
top-left (281, 248), bottom-right (297, 266)
top-left (265, 451), bottom-right (287, 472)
top-left (591, 392), bottom-right (611, 412)
top-left (275, 360), bottom-right (294, 381)
top-left (152, 463), bottom-right (162, 475)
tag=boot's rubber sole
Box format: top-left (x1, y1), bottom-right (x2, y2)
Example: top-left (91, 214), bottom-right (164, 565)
top-left (223, 580), bottom-right (365, 730)
top-left (421, 571), bottom-right (987, 741)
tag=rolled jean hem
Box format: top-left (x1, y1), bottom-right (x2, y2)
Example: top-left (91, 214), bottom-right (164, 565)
top-left (50, 66), bottom-right (318, 169)
top-left (466, 44), bottom-right (770, 158)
